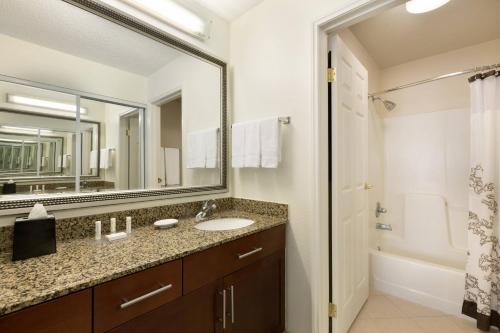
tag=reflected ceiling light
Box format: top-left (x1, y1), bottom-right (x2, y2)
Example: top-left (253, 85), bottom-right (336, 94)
top-left (1, 126), bottom-right (53, 134)
top-left (406, 0), bottom-right (450, 13)
top-left (118, 0), bottom-right (207, 38)
top-left (6, 94), bottom-right (87, 114)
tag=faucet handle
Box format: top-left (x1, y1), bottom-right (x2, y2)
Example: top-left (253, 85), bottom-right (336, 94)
top-left (202, 199), bottom-right (216, 209)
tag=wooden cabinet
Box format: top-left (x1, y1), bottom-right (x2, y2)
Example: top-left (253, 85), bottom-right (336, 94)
top-left (183, 225), bottom-right (286, 294)
top-left (222, 251), bottom-right (285, 333)
top-left (108, 280), bottom-right (223, 333)
top-left (94, 260), bottom-right (182, 333)
top-left (0, 289), bottom-right (92, 333)
top-left (0, 225), bottom-right (285, 333)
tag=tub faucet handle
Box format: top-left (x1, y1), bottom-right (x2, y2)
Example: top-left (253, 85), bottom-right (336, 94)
top-left (376, 202), bottom-right (387, 218)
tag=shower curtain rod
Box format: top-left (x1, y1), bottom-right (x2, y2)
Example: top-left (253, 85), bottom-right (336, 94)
top-left (368, 62), bottom-right (500, 97)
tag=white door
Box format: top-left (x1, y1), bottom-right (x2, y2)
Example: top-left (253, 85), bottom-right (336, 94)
top-left (330, 35), bottom-right (369, 333)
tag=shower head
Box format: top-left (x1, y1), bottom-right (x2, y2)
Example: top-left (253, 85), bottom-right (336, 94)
top-left (370, 96), bottom-right (397, 111)
top-left (382, 99), bottom-right (396, 111)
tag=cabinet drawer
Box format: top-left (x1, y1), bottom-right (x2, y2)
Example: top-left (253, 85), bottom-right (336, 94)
top-left (183, 225), bottom-right (286, 294)
top-left (94, 259), bottom-right (182, 333)
top-left (0, 289), bottom-right (92, 333)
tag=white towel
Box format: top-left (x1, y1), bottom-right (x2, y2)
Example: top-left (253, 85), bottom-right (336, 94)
top-left (204, 128), bottom-right (219, 168)
top-left (260, 117), bottom-right (281, 168)
top-left (100, 148), bottom-right (113, 169)
top-left (187, 131), bottom-right (206, 168)
top-left (244, 121), bottom-right (261, 167)
top-left (159, 148), bottom-right (166, 186)
top-left (62, 154), bottom-right (71, 168)
top-left (165, 148), bottom-right (180, 185)
top-left (232, 122), bottom-right (245, 168)
top-left (89, 150), bottom-right (98, 169)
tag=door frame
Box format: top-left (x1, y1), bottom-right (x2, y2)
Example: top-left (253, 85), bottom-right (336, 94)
top-left (311, 1), bottom-right (403, 332)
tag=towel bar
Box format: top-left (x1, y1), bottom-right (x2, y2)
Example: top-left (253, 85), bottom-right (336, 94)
top-left (231, 116), bottom-right (290, 127)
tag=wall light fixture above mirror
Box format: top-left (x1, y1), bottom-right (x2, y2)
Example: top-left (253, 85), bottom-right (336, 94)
top-left (0, 0), bottom-right (227, 213)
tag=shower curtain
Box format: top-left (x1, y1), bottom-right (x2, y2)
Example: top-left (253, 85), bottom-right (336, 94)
top-left (463, 70), bottom-right (500, 331)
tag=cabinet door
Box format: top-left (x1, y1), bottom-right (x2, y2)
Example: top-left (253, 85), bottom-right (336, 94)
top-left (109, 280), bottom-right (223, 333)
top-left (223, 251), bottom-right (285, 333)
top-left (0, 289), bottom-right (92, 333)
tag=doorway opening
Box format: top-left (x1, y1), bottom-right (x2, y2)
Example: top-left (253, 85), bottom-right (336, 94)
top-left (159, 94), bottom-right (182, 188)
top-left (316, 1), bottom-right (500, 332)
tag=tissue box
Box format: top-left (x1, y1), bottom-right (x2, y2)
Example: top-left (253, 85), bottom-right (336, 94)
top-left (12, 215), bottom-right (56, 261)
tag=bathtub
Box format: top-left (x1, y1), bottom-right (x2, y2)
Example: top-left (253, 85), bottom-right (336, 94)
top-left (370, 249), bottom-right (466, 316)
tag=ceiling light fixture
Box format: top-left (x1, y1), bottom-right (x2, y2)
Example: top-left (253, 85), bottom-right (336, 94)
top-left (406, 0), bottom-right (450, 14)
top-left (6, 94), bottom-right (87, 114)
top-left (118, 0), bottom-right (207, 39)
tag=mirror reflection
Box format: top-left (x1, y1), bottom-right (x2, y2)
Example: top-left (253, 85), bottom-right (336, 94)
top-left (0, 0), bottom-right (224, 200)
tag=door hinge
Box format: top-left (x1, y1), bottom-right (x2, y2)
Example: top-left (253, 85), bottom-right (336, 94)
top-left (125, 128), bottom-right (131, 136)
top-left (329, 303), bottom-right (337, 318)
top-left (327, 67), bottom-right (336, 83)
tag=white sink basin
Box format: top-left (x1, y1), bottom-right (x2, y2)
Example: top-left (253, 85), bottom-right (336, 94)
top-left (195, 218), bottom-right (255, 231)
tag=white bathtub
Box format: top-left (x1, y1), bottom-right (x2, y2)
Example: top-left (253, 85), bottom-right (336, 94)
top-left (370, 249), bottom-right (466, 316)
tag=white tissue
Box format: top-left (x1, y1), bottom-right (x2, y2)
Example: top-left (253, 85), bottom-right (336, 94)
top-left (28, 203), bottom-right (48, 220)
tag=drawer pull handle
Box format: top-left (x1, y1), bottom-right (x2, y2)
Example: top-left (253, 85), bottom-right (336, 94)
top-left (230, 285), bottom-right (235, 324)
top-left (237, 247), bottom-right (263, 260)
top-left (120, 283), bottom-right (173, 309)
top-left (221, 289), bottom-right (227, 329)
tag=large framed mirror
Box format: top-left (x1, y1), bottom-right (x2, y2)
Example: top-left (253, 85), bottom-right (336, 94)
top-left (0, 0), bottom-right (227, 212)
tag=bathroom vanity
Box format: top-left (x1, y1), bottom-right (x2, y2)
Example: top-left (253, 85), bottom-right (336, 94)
top-left (0, 202), bottom-right (286, 333)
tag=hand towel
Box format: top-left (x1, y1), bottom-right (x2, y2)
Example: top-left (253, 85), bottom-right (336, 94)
top-left (244, 121), bottom-right (261, 167)
top-left (159, 148), bottom-right (166, 187)
top-left (100, 148), bottom-right (113, 169)
top-left (187, 131), bottom-right (206, 168)
top-left (232, 122), bottom-right (245, 168)
top-left (260, 117), bottom-right (281, 168)
top-left (62, 154), bottom-right (71, 168)
top-left (89, 150), bottom-right (98, 169)
top-left (165, 148), bottom-right (181, 185)
top-left (204, 128), bottom-right (219, 168)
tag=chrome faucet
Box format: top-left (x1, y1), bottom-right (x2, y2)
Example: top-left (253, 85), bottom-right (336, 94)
top-left (196, 200), bottom-right (217, 222)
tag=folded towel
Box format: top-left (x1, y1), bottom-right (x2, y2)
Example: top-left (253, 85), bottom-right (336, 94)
top-left (62, 154), bottom-right (71, 168)
top-left (100, 148), bottom-right (113, 169)
top-left (165, 148), bottom-right (180, 185)
top-left (187, 131), bottom-right (206, 168)
top-left (204, 128), bottom-right (219, 168)
top-left (232, 122), bottom-right (245, 168)
top-left (244, 121), bottom-right (261, 167)
top-left (260, 117), bottom-right (280, 168)
top-left (89, 150), bottom-right (98, 169)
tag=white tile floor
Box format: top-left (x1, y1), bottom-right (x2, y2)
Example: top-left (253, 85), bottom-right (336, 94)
top-left (348, 292), bottom-right (499, 333)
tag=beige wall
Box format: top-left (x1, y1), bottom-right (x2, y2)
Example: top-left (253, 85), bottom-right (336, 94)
top-left (229, 1), bottom-right (368, 332)
top-left (380, 38), bottom-right (500, 118)
top-left (0, 34), bottom-right (148, 103)
top-left (148, 54), bottom-right (222, 188)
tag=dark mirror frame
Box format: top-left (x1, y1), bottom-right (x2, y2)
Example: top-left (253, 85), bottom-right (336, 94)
top-left (0, 0), bottom-right (227, 212)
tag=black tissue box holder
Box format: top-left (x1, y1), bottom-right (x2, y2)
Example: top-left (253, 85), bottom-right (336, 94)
top-left (12, 215), bottom-right (56, 261)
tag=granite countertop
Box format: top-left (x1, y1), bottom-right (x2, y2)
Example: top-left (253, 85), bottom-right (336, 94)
top-left (0, 210), bottom-right (287, 316)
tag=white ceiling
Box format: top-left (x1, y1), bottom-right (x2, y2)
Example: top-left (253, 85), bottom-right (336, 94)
top-left (349, 0), bottom-right (500, 69)
top-left (193, 0), bottom-right (264, 21)
top-left (0, 0), bottom-right (182, 76)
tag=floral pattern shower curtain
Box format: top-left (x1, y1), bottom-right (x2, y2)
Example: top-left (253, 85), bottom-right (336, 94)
top-left (463, 70), bottom-right (500, 331)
